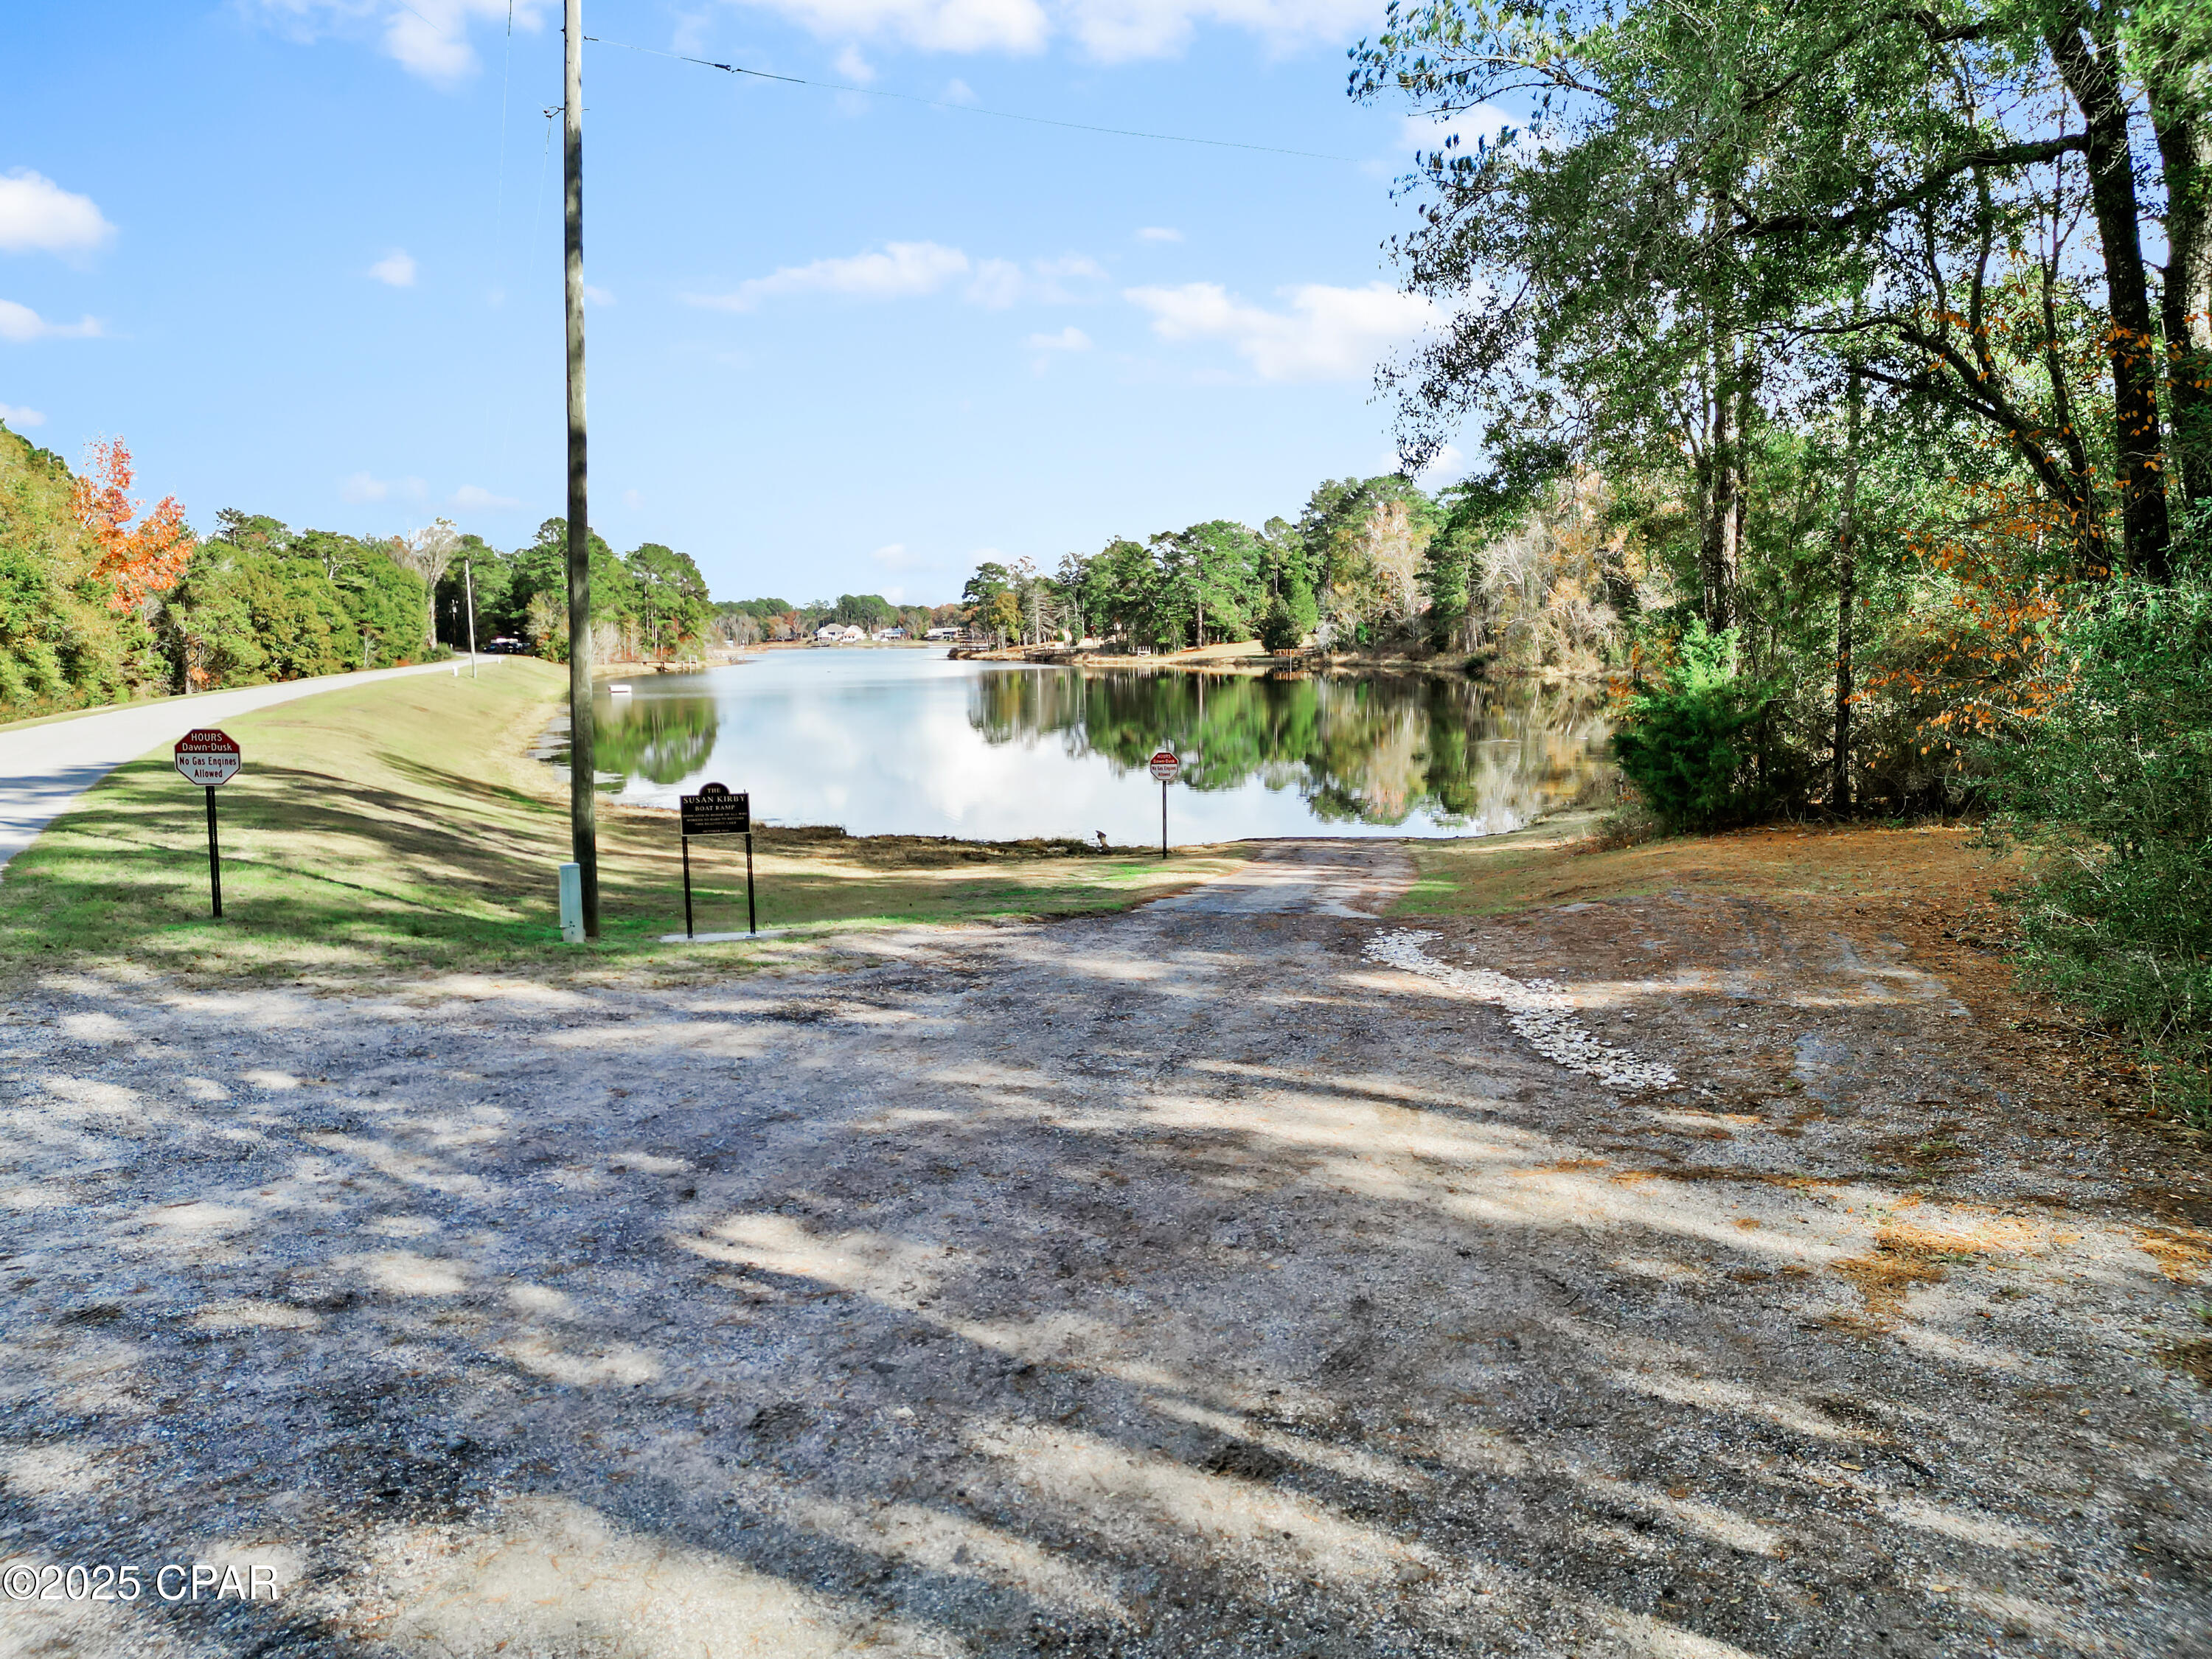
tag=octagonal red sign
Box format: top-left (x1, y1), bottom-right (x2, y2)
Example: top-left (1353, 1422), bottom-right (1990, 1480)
top-left (175, 728), bottom-right (242, 787)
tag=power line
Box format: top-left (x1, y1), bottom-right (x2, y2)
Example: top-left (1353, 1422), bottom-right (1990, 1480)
top-left (582, 35), bottom-right (1349, 163)
top-left (491, 1), bottom-right (515, 249)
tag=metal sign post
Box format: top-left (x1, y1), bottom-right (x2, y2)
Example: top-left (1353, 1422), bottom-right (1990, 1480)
top-left (174, 728), bottom-right (243, 918)
top-left (678, 783), bottom-right (754, 936)
top-left (1148, 749), bottom-right (1180, 858)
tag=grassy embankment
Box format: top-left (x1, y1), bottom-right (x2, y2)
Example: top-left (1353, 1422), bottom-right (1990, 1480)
top-left (0, 658), bottom-right (1247, 984)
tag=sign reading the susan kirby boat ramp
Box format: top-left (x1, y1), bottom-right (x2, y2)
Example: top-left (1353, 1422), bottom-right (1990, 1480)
top-left (173, 728), bottom-right (242, 787)
top-left (677, 783), bottom-right (757, 939)
top-left (679, 782), bottom-right (749, 835)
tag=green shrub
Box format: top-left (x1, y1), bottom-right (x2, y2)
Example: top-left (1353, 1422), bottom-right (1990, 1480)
top-left (1991, 526), bottom-right (2212, 1121)
top-left (1259, 597), bottom-right (1306, 653)
top-left (1610, 620), bottom-right (1776, 830)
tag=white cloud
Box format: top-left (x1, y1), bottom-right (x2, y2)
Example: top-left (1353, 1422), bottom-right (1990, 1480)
top-left (451, 484), bottom-right (521, 511)
top-left (622, 488), bottom-right (645, 510)
top-left (369, 249), bottom-right (417, 288)
top-left (723, 0), bottom-right (1370, 59)
top-left (942, 78), bottom-right (978, 102)
top-left (969, 252), bottom-right (1104, 308)
top-left (0, 402), bottom-right (45, 427)
top-left (0, 170), bottom-right (115, 257)
top-left (0, 299), bottom-right (101, 344)
top-left (340, 470), bottom-right (428, 504)
top-left (727, 0), bottom-right (1048, 54)
top-left (248, 1), bottom-right (546, 88)
top-left (1399, 105), bottom-right (1520, 155)
top-left (1136, 226), bottom-right (1182, 243)
top-left (871, 543), bottom-right (933, 571)
top-left (688, 243), bottom-right (1099, 312)
top-left (1037, 253), bottom-right (1106, 282)
top-left (1066, 0), bottom-right (1375, 58)
top-left (583, 284), bottom-right (615, 306)
top-left (1124, 280), bottom-right (1436, 382)
top-left (688, 241), bottom-right (970, 311)
top-left (966, 257), bottom-right (1025, 309)
top-left (833, 45), bottom-right (878, 83)
top-left (1024, 324), bottom-right (1091, 374)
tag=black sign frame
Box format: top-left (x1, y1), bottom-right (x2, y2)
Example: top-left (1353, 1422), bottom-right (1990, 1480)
top-left (680, 784), bottom-right (751, 835)
top-left (678, 784), bottom-right (758, 939)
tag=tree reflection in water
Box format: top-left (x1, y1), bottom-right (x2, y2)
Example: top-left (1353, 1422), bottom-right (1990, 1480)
top-left (549, 683), bottom-right (720, 789)
top-left (968, 668), bottom-right (1613, 832)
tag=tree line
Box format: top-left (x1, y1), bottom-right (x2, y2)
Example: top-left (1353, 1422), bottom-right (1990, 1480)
top-left (0, 427), bottom-right (754, 715)
top-left (0, 419), bottom-right (1003, 722)
top-left (954, 470), bottom-right (1616, 661)
top-left (710, 594), bottom-right (964, 644)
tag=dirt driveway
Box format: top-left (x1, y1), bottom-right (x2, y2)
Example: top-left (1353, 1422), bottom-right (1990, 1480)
top-left (1, 840), bottom-right (2207, 1658)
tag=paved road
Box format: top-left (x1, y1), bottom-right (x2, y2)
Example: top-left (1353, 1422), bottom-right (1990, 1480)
top-left (0, 660), bottom-right (492, 872)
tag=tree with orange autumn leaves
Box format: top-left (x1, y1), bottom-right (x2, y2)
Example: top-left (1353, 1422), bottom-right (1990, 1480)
top-left (71, 437), bottom-right (195, 611)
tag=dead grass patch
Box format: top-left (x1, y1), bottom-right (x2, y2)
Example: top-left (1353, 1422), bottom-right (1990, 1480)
top-left (1399, 819), bottom-right (2024, 920)
top-left (1829, 1223), bottom-right (2006, 1324)
top-left (2134, 1228), bottom-right (2211, 1284)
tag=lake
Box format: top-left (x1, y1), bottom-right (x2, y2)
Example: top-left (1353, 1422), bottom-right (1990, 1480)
top-left (541, 648), bottom-right (1615, 843)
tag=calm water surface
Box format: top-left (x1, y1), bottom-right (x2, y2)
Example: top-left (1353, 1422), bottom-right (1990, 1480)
top-left (545, 648), bottom-right (1613, 842)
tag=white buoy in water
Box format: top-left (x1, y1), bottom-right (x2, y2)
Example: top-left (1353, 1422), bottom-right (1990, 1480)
top-left (610, 683), bottom-right (632, 695)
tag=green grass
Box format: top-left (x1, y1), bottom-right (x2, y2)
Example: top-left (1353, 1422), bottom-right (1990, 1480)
top-left (0, 659), bottom-right (1249, 986)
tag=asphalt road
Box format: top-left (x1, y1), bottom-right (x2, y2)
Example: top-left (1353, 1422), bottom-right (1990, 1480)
top-left (0, 660), bottom-right (497, 872)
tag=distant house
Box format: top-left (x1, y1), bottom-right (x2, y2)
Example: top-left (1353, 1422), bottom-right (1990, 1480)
top-left (923, 625), bottom-right (962, 641)
top-left (813, 624), bottom-right (844, 642)
top-left (876, 627), bottom-right (905, 640)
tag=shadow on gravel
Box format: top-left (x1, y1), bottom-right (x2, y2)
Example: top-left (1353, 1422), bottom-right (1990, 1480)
top-left (1, 900), bottom-right (2206, 1657)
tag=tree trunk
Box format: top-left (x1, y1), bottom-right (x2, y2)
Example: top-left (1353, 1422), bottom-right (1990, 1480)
top-left (2150, 83), bottom-right (2212, 509)
top-left (1733, 354), bottom-right (1756, 599)
top-left (1833, 366), bottom-right (1864, 813)
top-left (2048, 7), bottom-right (2173, 580)
top-left (1702, 333), bottom-right (1740, 630)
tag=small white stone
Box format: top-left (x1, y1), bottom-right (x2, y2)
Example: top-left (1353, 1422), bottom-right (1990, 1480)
top-left (1365, 930), bottom-right (1677, 1092)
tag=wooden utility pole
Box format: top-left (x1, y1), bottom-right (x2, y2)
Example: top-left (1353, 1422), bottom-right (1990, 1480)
top-left (563, 0), bottom-right (600, 936)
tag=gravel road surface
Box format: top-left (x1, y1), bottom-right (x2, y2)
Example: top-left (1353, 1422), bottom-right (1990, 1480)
top-left (1, 840), bottom-right (2206, 1657)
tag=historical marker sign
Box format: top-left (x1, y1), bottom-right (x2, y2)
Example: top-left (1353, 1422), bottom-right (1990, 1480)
top-left (680, 783), bottom-right (750, 836)
top-left (174, 728), bottom-right (243, 787)
top-left (677, 783), bottom-right (758, 939)
top-left (1147, 750), bottom-right (1181, 783)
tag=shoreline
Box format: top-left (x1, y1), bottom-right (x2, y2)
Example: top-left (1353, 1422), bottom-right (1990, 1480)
top-left (950, 639), bottom-right (1616, 681)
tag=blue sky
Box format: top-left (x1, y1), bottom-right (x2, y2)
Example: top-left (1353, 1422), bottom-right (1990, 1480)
top-left (1, 1), bottom-right (1471, 605)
